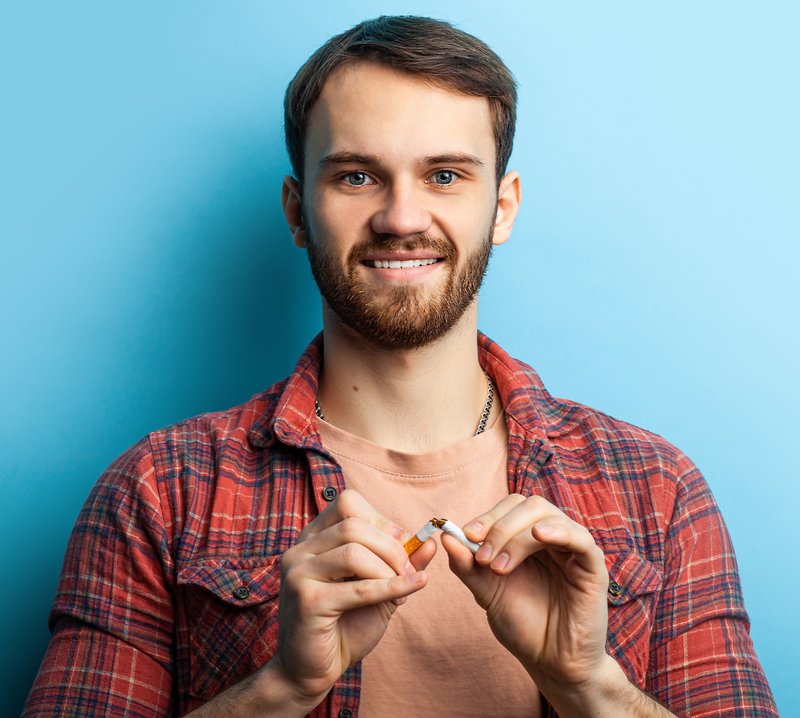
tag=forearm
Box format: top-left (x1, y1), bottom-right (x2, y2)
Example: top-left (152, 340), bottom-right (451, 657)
top-left (533, 655), bottom-right (677, 718)
top-left (184, 656), bottom-right (324, 718)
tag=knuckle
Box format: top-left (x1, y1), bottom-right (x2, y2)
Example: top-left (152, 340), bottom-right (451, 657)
top-left (509, 533), bottom-right (531, 552)
top-left (280, 564), bottom-right (303, 597)
top-left (336, 488), bottom-right (362, 513)
top-left (525, 494), bottom-right (548, 510)
top-left (339, 516), bottom-right (364, 542)
top-left (296, 583), bottom-right (321, 615)
top-left (341, 541), bottom-right (362, 567)
top-left (280, 547), bottom-right (297, 573)
top-left (353, 579), bottom-right (378, 602)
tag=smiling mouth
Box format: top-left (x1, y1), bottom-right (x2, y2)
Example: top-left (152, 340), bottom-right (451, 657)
top-left (361, 258), bottom-right (443, 269)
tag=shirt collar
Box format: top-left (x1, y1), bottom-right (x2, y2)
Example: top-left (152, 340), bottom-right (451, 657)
top-left (248, 333), bottom-right (324, 451)
top-left (248, 332), bottom-right (559, 454)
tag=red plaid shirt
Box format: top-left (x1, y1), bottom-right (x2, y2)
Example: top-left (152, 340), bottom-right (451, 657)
top-left (24, 334), bottom-right (776, 717)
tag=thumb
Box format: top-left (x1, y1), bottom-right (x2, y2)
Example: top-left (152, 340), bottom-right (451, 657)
top-left (441, 533), bottom-right (495, 606)
top-left (409, 533), bottom-right (437, 571)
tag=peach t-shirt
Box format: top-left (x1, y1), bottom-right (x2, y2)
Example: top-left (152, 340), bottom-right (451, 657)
top-left (319, 416), bottom-right (541, 717)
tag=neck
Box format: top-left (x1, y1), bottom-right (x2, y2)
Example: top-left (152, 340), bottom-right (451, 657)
top-left (317, 304), bottom-right (498, 453)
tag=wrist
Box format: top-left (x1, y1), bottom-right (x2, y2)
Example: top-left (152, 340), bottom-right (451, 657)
top-left (532, 654), bottom-right (630, 717)
top-left (533, 654), bottom-right (676, 717)
top-left (250, 655), bottom-right (330, 717)
top-left (185, 654), bottom-right (330, 718)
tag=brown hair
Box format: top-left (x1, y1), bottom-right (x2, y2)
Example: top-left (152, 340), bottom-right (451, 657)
top-left (284, 15), bottom-right (517, 185)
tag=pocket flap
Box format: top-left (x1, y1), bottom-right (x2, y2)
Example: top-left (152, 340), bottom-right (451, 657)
top-left (177, 557), bottom-right (281, 607)
top-left (605, 551), bottom-right (663, 606)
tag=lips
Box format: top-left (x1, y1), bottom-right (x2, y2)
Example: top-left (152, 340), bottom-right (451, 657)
top-left (363, 258), bottom-right (443, 269)
top-left (349, 235), bottom-right (456, 272)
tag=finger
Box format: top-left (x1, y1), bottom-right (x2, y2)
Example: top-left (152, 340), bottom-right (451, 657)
top-left (530, 520), bottom-right (606, 575)
top-left (481, 512), bottom-right (604, 576)
top-left (408, 532), bottom-right (437, 571)
top-left (324, 571), bottom-right (428, 613)
top-left (440, 533), bottom-right (492, 606)
top-left (300, 489), bottom-right (407, 543)
top-left (292, 516), bottom-right (414, 577)
top-left (440, 531), bottom-right (475, 574)
top-left (462, 493), bottom-right (528, 541)
top-left (303, 542), bottom-right (402, 583)
top-left (471, 495), bottom-right (558, 566)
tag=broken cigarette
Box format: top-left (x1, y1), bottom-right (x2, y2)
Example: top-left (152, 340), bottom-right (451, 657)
top-left (403, 517), bottom-right (481, 555)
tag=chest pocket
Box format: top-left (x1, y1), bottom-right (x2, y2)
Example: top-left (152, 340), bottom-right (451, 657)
top-left (604, 551), bottom-right (663, 687)
top-left (176, 557), bottom-right (282, 703)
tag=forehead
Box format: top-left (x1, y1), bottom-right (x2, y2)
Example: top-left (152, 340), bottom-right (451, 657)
top-left (304, 61), bottom-right (495, 172)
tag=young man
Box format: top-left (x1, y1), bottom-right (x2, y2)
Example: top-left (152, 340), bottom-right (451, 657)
top-left (24, 16), bottom-right (776, 718)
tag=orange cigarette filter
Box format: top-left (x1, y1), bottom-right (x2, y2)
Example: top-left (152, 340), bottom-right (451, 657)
top-left (403, 518), bottom-right (446, 555)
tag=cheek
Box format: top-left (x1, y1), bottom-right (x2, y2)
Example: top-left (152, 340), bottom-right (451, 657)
top-left (438, 199), bottom-right (496, 243)
top-left (309, 192), bottom-right (371, 239)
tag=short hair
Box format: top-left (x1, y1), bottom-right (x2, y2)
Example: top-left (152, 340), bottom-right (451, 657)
top-left (284, 15), bottom-right (517, 185)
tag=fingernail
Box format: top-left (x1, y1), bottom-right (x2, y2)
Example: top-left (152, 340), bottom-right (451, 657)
top-left (475, 543), bottom-right (493, 562)
top-left (536, 523), bottom-right (554, 535)
top-left (463, 521), bottom-right (483, 536)
top-left (404, 561), bottom-right (415, 575)
top-left (492, 552), bottom-right (510, 570)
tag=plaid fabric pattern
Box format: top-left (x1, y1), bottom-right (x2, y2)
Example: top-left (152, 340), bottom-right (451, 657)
top-left (23, 333), bottom-right (777, 717)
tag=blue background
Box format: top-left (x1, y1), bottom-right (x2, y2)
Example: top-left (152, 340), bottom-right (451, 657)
top-left (2, 2), bottom-right (797, 715)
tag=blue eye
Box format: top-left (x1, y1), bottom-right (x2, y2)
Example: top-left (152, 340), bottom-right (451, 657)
top-left (344, 171), bottom-right (372, 186)
top-left (431, 170), bottom-right (456, 185)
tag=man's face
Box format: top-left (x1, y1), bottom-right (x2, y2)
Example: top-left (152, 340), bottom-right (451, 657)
top-left (294, 61), bottom-right (509, 350)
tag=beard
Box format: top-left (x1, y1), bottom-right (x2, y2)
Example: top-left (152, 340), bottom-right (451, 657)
top-left (306, 224), bottom-right (494, 350)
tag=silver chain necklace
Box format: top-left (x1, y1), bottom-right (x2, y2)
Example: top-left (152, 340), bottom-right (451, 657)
top-left (315, 371), bottom-right (495, 436)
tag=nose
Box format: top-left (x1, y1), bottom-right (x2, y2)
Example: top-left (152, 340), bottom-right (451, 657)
top-left (370, 181), bottom-right (433, 238)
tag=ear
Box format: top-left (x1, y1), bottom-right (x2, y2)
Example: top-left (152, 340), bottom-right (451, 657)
top-left (281, 175), bottom-right (308, 248)
top-left (492, 171), bottom-right (521, 246)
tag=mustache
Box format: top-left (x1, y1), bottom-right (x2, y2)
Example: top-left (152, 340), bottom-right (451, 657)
top-left (347, 234), bottom-right (457, 264)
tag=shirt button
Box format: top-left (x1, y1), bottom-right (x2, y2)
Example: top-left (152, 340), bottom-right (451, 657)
top-left (608, 581), bottom-right (623, 597)
top-left (338, 709), bottom-right (353, 718)
top-left (322, 486), bottom-right (338, 502)
top-left (232, 586), bottom-right (251, 600)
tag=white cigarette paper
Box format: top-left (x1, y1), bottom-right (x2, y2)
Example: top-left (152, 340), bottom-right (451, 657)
top-left (415, 520), bottom-right (439, 543)
top-left (439, 519), bottom-right (481, 553)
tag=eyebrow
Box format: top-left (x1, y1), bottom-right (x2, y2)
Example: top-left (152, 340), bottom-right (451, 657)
top-left (318, 151), bottom-right (485, 168)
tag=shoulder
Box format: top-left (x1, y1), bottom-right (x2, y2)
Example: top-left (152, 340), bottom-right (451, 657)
top-left (146, 379), bottom-right (288, 464)
top-left (503, 350), bottom-right (694, 483)
top-left (88, 379), bottom-right (289, 508)
top-left (500, 351), bottom-right (706, 531)
top-left (547, 392), bottom-right (705, 517)
top-left (539, 389), bottom-right (716, 548)
top-left (483, 337), bottom-right (698, 489)
top-left (549, 395), bottom-right (688, 474)
top-left (537, 391), bottom-right (717, 564)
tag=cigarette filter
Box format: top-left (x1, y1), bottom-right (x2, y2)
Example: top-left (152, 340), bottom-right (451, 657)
top-left (403, 519), bottom-right (439, 555)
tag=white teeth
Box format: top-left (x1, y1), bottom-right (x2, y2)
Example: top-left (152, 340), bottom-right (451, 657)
top-left (370, 258), bottom-right (439, 269)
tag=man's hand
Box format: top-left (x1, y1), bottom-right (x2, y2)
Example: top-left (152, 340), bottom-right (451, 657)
top-left (187, 490), bottom-right (434, 718)
top-left (442, 494), bottom-right (608, 690)
top-left (275, 489), bottom-right (435, 709)
top-left (443, 494), bottom-right (676, 717)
